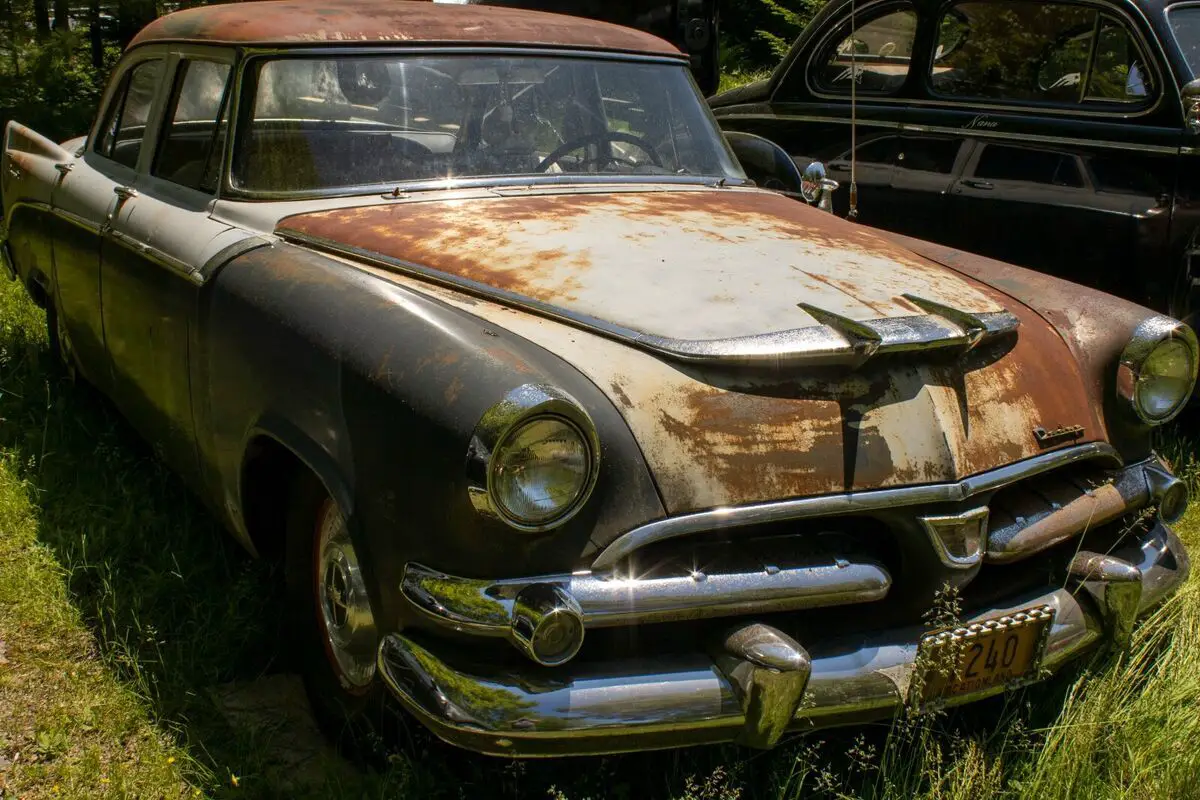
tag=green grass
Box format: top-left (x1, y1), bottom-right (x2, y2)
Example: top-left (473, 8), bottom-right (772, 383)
top-left (1, 270), bottom-right (1199, 799)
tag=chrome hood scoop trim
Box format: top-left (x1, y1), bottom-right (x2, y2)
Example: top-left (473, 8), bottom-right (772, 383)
top-left (637, 296), bottom-right (1018, 369)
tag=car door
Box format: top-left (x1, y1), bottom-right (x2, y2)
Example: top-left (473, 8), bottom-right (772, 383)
top-left (883, 133), bottom-right (970, 243)
top-left (100, 50), bottom-right (237, 488)
top-left (716, 2), bottom-right (918, 222)
top-left (924, 0), bottom-right (1177, 307)
top-left (50, 55), bottom-right (166, 392)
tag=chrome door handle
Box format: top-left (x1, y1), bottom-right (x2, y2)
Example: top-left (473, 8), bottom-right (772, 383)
top-left (53, 162), bottom-right (73, 175)
top-left (113, 185), bottom-right (138, 200)
top-left (960, 178), bottom-right (994, 190)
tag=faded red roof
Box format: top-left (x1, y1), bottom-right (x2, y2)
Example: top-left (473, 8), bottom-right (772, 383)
top-left (128, 0), bottom-right (681, 55)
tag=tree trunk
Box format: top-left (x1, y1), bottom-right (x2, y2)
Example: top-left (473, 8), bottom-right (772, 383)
top-left (117, 0), bottom-right (157, 47)
top-left (90, 0), bottom-right (103, 69)
top-left (34, 0), bottom-right (51, 38)
top-left (52, 0), bottom-right (69, 31)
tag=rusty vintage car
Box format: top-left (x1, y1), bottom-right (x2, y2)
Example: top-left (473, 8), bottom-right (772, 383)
top-left (0, 0), bottom-right (1195, 758)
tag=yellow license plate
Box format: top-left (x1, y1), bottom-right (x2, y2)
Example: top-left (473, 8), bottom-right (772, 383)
top-left (912, 604), bottom-right (1054, 709)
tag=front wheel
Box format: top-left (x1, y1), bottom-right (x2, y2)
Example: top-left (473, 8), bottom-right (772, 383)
top-left (285, 474), bottom-right (391, 756)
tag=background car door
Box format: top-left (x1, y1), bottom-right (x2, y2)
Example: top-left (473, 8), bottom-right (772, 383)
top-left (914, 0), bottom-right (1177, 307)
top-left (101, 53), bottom-right (236, 488)
top-left (51, 56), bottom-right (165, 392)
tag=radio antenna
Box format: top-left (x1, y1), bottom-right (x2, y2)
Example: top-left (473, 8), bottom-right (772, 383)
top-left (848, 0), bottom-right (859, 220)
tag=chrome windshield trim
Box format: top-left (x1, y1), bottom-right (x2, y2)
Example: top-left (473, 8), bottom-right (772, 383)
top-left (279, 229), bottom-right (1019, 370)
top-left (591, 442), bottom-right (1121, 570)
top-left (229, 173), bottom-right (749, 202)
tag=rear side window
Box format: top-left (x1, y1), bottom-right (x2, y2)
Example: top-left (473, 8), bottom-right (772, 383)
top-left (931, 2), bottom-right (1155, 107)
top-left (154, 59), bottom-right (232, 192)
top-left (974, 145), bottom-right (1084, 187)
top-left (813, 6), bottom-right (918, 95)
top-left (93, 59), bottom-right (164, 169)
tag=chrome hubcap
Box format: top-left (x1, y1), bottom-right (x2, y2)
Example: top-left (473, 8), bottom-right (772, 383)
top-left (316, 502), bottom-right (377, 689)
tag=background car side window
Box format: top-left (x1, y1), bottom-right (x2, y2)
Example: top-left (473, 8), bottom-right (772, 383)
top-left (813, 6), bottom-right (917, 95)
top-left (1086, 17), bottom-right (1154, 101)
top-left (93, 59), bottom-right (164, 169)
top-left (973, 145), bottom-right (1084, 187)
top-left (931, 2), bottom-right (1154, 106)
top-left (154, 60), bottom-right (232, 192)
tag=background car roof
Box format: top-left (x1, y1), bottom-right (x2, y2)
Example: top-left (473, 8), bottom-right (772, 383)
top-left (127, 0), bottom-right (683, 56)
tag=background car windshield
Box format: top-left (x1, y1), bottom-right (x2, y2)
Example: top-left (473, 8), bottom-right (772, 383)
top-left (232, 55), bottom-right (743, 193)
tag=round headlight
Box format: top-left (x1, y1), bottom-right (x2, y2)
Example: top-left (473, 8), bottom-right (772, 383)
top-left (1136, 338), bottom-right (1194, 422)
top-left (491, 416), bottom-right (593, 527)
top-left (1119, 318), bottom-right (1198, 425)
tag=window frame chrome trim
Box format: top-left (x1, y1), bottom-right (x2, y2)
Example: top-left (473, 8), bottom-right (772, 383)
top-left (788, 0), bottom-right (1171, 120)
top-left (590, 441), bottom-right (1121, 570)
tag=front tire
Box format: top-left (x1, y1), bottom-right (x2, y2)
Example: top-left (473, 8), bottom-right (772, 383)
top-left (284, 473), bottom-right (390, 757)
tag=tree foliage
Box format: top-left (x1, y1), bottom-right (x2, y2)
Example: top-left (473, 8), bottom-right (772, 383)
top-left (720, 0), bottom-right (827, 73)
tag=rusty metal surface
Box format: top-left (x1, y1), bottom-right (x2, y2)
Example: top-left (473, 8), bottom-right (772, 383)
top-left (301, 188), bottom-right (1109, 513)
top-left (278, 189), bottom-right (1008, 344)
top-left (128, 0), bottom-right (681, 55)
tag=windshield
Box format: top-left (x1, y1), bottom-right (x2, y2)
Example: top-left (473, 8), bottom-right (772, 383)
top-left (1171, 6), bottom-right (1200, 75)
top-left (231, 54), bottom-right (744, 194)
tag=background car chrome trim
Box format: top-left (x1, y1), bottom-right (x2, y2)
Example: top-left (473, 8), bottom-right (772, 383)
top-left (1117, 315), bottom-right (1200, 424)
top-left (378, 520), bottom-right (1184, 757)
top-left (590, 442), bottom-right (1120, 570)
top-left (402, 557), bottom-right (891, 634)
top-left (281, 230), bottom-right (1021, 370)
top-left (716, 112), bottom-right (1182, 155)
top-left (465, 384), bottom-right (601, 532)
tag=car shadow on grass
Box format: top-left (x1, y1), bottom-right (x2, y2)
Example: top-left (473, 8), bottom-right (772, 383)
top-left (0, 317), bottom-right (1148, 800)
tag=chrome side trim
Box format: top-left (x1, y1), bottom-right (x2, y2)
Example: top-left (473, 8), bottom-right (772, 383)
top-left (590, 442), bottom-right (1120, 570)
top-left (376, 520), bottom-right (1187, 757)
top-left (402, 557), bottom-right (891, 634)
top-left (283, 229), bottom-right (1018, 370)
top-left (716, 112), bottom-right (1182, 155)
top-left (109, 228), bottom-right (204, 284)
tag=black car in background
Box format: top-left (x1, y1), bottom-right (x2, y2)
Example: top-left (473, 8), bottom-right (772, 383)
top-left (710, 0), bottom-right (1200, 325)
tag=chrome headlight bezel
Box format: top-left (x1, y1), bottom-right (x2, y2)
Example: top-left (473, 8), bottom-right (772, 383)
top-left (466, 384), bottom-right (601, 532)
top-left (1118, 316), bottom-right (1199, 425)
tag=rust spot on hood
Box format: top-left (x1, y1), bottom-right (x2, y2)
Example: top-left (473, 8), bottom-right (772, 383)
top-left (129, 0), bottom-right (680, 54)
top-left (279, 189), bottom-right (1007, 344)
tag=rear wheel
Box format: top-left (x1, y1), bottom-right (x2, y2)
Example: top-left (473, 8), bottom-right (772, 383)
top-left (285, 474), bottom-right (392, 757)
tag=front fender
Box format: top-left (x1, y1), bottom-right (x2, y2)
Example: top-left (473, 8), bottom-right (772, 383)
top-left (887, 232), bottom-right (1164, 459)
top-left (201, 242), bottom-right (665, 632)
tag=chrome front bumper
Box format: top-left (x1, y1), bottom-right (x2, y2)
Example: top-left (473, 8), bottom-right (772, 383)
top-left (378, 520), bottom-right (1189, 757)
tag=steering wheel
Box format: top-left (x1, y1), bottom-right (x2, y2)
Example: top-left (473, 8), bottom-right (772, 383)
top-left (535, 131), bottom-right (662, 173)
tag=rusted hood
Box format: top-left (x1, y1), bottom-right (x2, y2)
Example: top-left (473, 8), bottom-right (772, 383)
top-left (277, 189), bottom-right (1013, 368)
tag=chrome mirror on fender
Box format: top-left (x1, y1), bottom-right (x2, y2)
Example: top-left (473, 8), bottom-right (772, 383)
top-left (801, 161), bottom-right (839, 213)
top-left (1184, 79), bottom-right (1200, 134)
